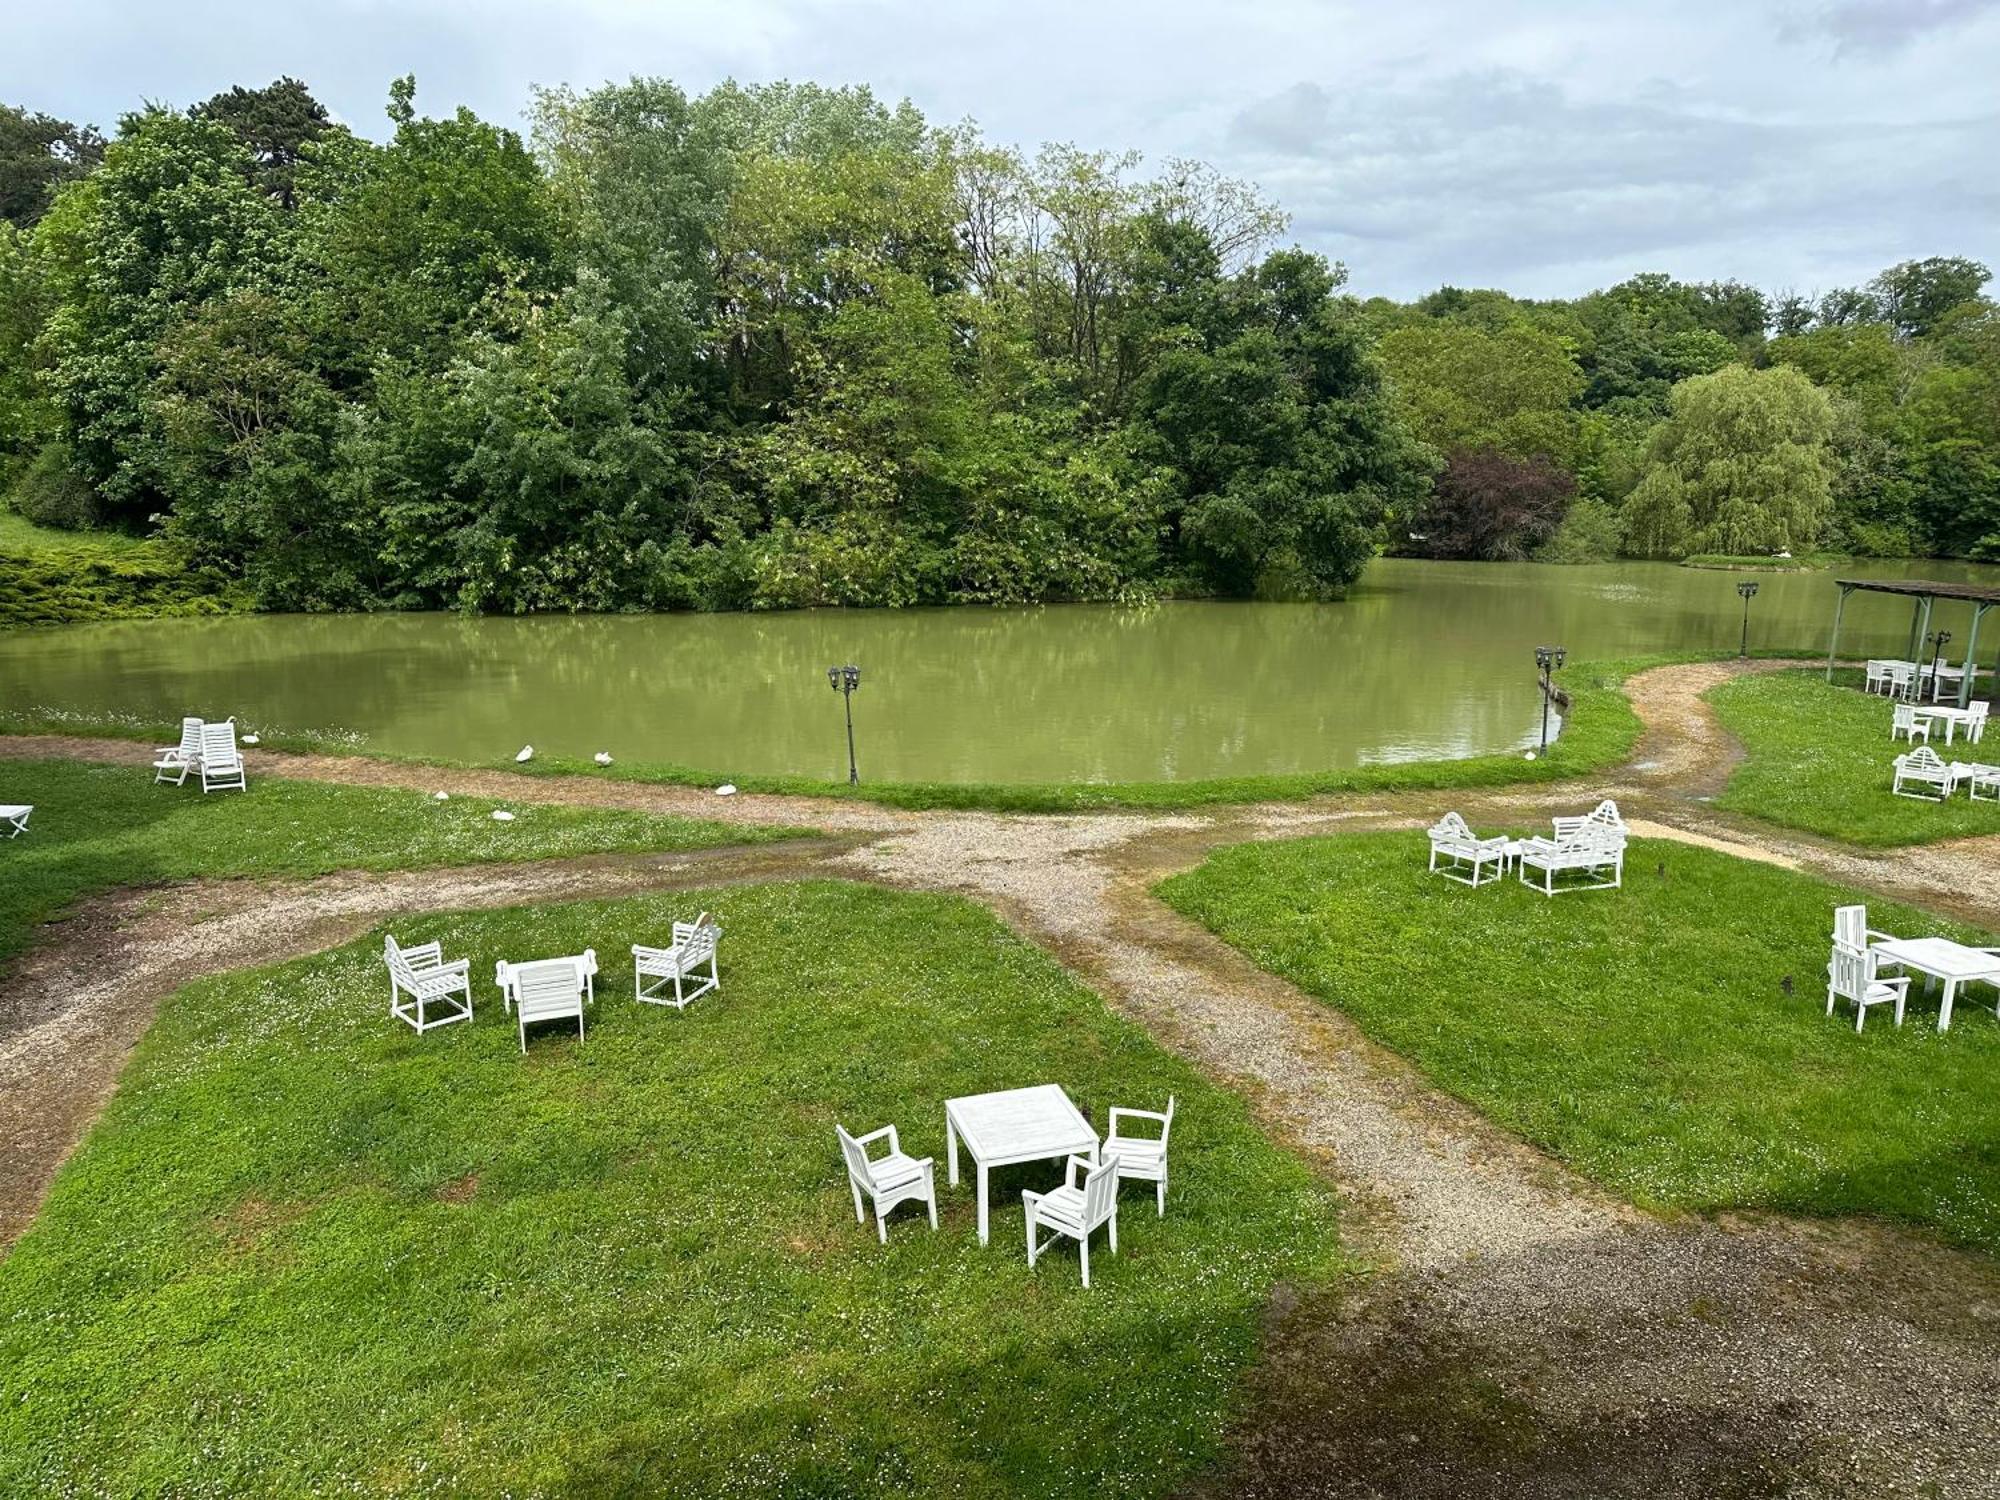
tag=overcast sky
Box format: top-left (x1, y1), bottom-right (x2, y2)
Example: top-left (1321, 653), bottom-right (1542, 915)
top-left (4, 0), bottom-right (1996, 301)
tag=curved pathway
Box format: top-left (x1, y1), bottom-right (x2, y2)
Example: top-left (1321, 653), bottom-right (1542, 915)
top-left (4, 662), bottom-right (2000, 1497)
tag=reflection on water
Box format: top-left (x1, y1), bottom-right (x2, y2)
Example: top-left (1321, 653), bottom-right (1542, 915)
top-left (5, 559), bottom-right (1997, 784)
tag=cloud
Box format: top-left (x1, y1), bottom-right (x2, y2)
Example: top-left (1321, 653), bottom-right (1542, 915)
top-left (1778, 0), bottom-right (2000, 55)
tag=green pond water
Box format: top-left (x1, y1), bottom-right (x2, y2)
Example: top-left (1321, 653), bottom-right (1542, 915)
top-left (5, 559), bottom-right (1998, 785)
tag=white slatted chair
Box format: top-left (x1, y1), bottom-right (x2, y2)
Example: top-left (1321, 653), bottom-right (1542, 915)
top-left (1863, 660), bottom-right (1892, 695)
top-left (383, 934), bottom-right (474, 1034)
top-left (1104, 1096), bottom-right (1175, 1216)
top-left (0, 805), bottom-right (31, 838)
top-left (495, 951), bottom-right (597, 1014)
top-left (154, 717), bottom-right (204, 785)
top-left (1427, 812), bottom-right (1509, 886)
top-left (1024, 1153), bottom-right (1121, 1288)
top-left (197, 719), bottom-right (246, 793)
top-left (1551, 798), bottom-right (1626, 842)
top-left (1517, 825), bottom-right (1624, 895)
top-left (1969, 764), bottom-right (2000, 802)
top-left (1969, 702), bottom-right (1989, 744)
top-left (1884, 663), bottom-right (1917, 701)
top-left (632, 913), bottom-right (721, 1009)
top-left (1826, 941), bottom-right (1910, 1032)
top-left (836, 1123), bottom-right (938, 1242)
top-left (1891, 702), bottom-right (1931, 743)
top-left (497, 951), bottom-right (594, 1051)
top-left (1892, 745), bottom-right (1956, 800)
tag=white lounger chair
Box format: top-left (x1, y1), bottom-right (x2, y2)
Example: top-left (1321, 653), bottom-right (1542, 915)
top-left (1892, 745), bottom-right (1957, 800)
top-left (0, 804), bottom-right (31, 838)
top-left (496, 950), bottom-right (595, 1051)
top-left (1826, 941), bottom-right (1909, 1032)
top-left (154, 717), bottom-right (204, 785)
top-left (197, 719), bottom-right (246, 793)
top-left (1427, 812), bottom-right (1509, 886)
top-left (1024, 1153), bottom-right (1121, 1288)
top-left (384, 934), bottom-right (474, 1034)
top-left (632, 913), bottom-right (720, 1009)
top-left (1104, 1096), bottom-right (1175, 1216)
top-left (836, 1123), bottom-right (938, 1242)
top-left (1891, 702), bottom-right (1931, 743)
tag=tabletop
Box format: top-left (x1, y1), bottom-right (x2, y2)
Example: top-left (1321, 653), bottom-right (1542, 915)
top-left (946, 1084), bottom-right (1095, 1161)
top-left (1914, 705), bottom-right (1975, 719)
top-left (1874, 936), bottom-right (2000, 979)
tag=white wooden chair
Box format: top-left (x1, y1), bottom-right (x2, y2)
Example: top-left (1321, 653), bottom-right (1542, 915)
top-left (1551, 798), bottom-right (1626, 842)
top-left (1892, 745), bottom-right (1957, 800)
top-left (1517, 826), bottom-right (1624, 895)
top-left (0, 804), bottom-right (31, 838)
top-left (836, 1123), bottom-right (938, 1242)
top-left (1427, 812), bottom-right (1509, 886)
top-left (154, 717), bottom-right (204, 785)
top-left (1104, 1096), bottom-right (1175, 1216)
top-left (495, 951), bottom-right (597, 1013)
top-left (1891, 702), bottom-right (1931, 744)
top-left (1862, 660), bottom-right (1889, 695)
top-left (1884, 662), bottom-right (1917, 701)
top-left (1024, 1153), bottom-right (1121, 1288)
top-left (1968, 702), bottom-right (1989, 744)
top-left (1826, 941), bottom-right (1910, 1032)
top-left (383, 934), bottom-right (474, 1034)
top-left (496, 951), bottom-right (594, 1051)
top-left (632, 913), bottom-right (720, 1009)
top-left (197, 719), bottom-right (246, 793)
top-left (1969, 764), bottom-right (2000, 802)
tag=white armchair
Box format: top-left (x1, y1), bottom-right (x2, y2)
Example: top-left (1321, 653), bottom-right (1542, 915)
top-left (495, 951), bottom-right (594, 1052)
top-left (1826, 941), bottom-right (1909, 1032)
top-left (1427, 812), bottom-right (1509, 886)
top-left (1104, 1097), bottom-right (1175, 1216)
top-left (836, 1123), bottom-right (937, 1242)
top-left (1892, 745), bottom-right (1956, 800)
top-left (1024, 1153), bottom-right (1121, 1287)
top-left (632, 913), bottom-right (720, 1009)
top-left (384, 934), bottom-right (474, 1034)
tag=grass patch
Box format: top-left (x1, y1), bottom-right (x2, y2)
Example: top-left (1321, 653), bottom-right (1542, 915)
top-left (0, 514), bottom-right (155, 556)
top-left (1680, 552), bottom-right (1839, 572)
top-left (1708, 668), bottom-right (2000, 847)
top-left (0, 759), bottom-right (808, 965)
top-left (0, 654), bottom-right (1656, 812)
top-left (0, 880), bottom-right (1343, 1495)
top-left (1158, 831), bottom-right (2000, 1254)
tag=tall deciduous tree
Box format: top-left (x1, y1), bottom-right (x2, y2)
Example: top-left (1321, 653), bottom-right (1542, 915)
top-left (0, 103), bottom-right (104, 228)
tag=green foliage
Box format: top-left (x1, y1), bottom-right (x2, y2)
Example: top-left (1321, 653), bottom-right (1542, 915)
top-left (190, 78), bottom-right (331, 207)
top-left (0, 879), bottom-right (1342, 1494)
top-left (1620, 364), bottom-right (1834, 558)
top-left (1532, 496), bottom-right (1621, 564)
top-left (8, 440), bottom-right (99, 528)
top-left (0, 103), bottom-right (103, 228)
top-left (1709, 669), bottom-right (2000, 846)
top-left (1159, 832), bottom-right (2000, 1253)
top-left (0, 533), bottom-right (241, 625)
top-left (1377, 320), bottom-right (1583, 464)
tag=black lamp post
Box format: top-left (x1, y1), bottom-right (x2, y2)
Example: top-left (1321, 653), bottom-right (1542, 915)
top-left (826, 664), bottom-right (862, 784)
top-left (1534, 644), bottom-right (1566, 754)
top-left (1929, 631), bottom-right (1952, 702)
top-left (1737, 580), bottom-right (1759, 658)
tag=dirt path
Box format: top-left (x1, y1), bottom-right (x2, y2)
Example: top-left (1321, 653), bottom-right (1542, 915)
top-left (6, 662), bottom-right (2000, 1496)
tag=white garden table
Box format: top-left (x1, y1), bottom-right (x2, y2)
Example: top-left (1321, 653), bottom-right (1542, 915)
top-left (1871, 936), bottom-right (2000, 1031)
top-left (1913, 705), bottom-right (1979, 744)
top-left (945, 1083), bottom-right (1099, 1245)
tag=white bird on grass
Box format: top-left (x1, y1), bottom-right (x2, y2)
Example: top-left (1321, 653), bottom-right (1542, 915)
top-left (433, 791), bottom-right (450, 801)
top-left (515, 745), bottom-right (534, 763)
top-left (491, 809), bottom-right (516, 822)
top-left (240, 733), bottom-right (261, 746)
top-left (716, 783), bottom-right (738, 796)
top-left (594, 751), bottom-right (613, 766)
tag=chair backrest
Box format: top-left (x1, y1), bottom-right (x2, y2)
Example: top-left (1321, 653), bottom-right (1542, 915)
top-left (673, 912), bottom-right (720, 962)
top-left (1831, 905), bottom-right (1867, 949)
top-left (1429, 811), bottom-right (1472, 842)
top-left (1082, 1155), bottom-right (1120, 1225)
top-left (175, 717), bottom-right (204, 757)
top-left (511, 958), bottom-right (584, 1020)
top-left (199, 719), bottom-right (240, 767)
top-left (1893, 702), bottom-right (1916, 729)
top-left (1972, 702), bottom-right (1991, 722)
top-left (1827, 941), bottom-right (1877, 1002)
top-left (1887, 662), bottom-right (1915, 685)
top-left (383, 934), bottom-right (414, 988)
top-left (835, 1125), bottom-right (875, 1188)
top-left (1899, 744), bottom-right (1945, 773)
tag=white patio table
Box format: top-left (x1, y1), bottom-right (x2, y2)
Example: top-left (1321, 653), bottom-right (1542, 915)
top-left (1871, 936), bottom-right (2000, 1031)
top-left (945, 1083), bottom-right (1099, 1245)
top-left (1913, 705), bottom-right (1978, 744)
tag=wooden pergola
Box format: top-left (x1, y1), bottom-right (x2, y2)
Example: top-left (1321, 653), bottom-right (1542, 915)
top-left (1825, 578), bottom-right (2000, 707)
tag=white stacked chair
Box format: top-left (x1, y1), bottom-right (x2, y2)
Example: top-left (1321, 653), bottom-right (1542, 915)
top-left (383, 934), bottom-right (474, 1034)
top-left (836, 1123), bottom-right (938, 1242)
top-left (0, 804), bottom-right (31, 838)
top-left (154, 717), bottom-right (204, 785)
top-left (1826, 941), bottom-right (1910, 1031)
top-left (1891, 745), bottom-right (1956, 800)
top-left (1891, 702), bottom-right (1930, 744)
top-left (1426, 812), bottom-right (1509, 886)
top-left (197, 719), bottom-right (246, 793)
top-left (496, 951), bottom-right (594, 1051)
top-left (1024, 1153), bottom-right (1121, 1288)
top-left (1104, 1096), bottom-right (1175, 1216)
top-left (632, 913), bottom-right (721, 1009)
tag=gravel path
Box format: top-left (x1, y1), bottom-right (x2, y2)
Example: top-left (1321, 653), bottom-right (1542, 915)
top-left (5, 663), bottom-right (2000, 1496)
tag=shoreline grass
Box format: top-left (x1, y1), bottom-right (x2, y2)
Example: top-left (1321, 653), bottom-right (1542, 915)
top-left (0, 880), bottom-right (1345, 1495)
top-left (1159, 830), bottom-right (2000, 1257)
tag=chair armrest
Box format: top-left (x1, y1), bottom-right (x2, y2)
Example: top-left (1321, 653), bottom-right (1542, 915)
top-left (1063, 1154), bottom-right (1093, 1189)
top-left (427, 958), bottom-right (471, 978)
top-left (631, 944), bottom-right (675, 962)
top-left (853, 1124), bottom-right (898, 1153)
top-left (1864, 928), bottom-right (1899, 945)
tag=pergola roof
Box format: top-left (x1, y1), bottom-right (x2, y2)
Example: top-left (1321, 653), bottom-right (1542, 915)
top-left (1834, 578), bottom-right (2000, 606)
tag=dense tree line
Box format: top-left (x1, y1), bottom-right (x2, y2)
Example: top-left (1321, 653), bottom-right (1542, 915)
top-left (1, 76), bottom-right (1995, 618)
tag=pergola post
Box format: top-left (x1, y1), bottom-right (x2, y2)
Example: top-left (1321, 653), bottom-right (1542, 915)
top-left (1826, 584), bottom-right (1852, 682)
top-left (1964, 602), bottom-right (1989, 708)
top-left (1916, 595), bottom-right (1935, 695)
top-left (1908, 597), bottom-right (1926, 662)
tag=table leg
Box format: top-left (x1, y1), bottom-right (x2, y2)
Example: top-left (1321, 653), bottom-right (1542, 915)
top-left (976, 1162), bottom-right (989, 1245)
top-left (1940, 977), bottom-right (1959, 1031)
top-left (946, 1113), bottom-right (960, 1187)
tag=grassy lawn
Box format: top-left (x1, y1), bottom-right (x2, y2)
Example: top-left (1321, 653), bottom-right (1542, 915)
top-left (0, 880), bottom-right (1342, 1496)
top-left (1158, 831), bottom-right (2000, 1254)
top-left (0, 759), bottom-right (807, 965)
top-left (1709, 668), bottom-right (2000, 846)
top-left (0, 513), bottom-right (155, 556)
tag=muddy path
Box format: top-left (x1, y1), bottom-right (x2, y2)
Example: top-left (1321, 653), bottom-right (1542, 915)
top-left (5, 660), bottom-right (2000, 1496)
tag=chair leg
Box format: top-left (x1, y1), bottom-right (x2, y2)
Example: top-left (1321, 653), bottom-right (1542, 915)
top-left (1025, 1211), bottom-right (1038, 1270)
top-left (1108, 1211), bottom-right (1117, 1256)
top-left (851, 1183), bottom-right (865, 1223)
top-left (1157, 1174), bottom-right (1166, 1217)
top-left (1080, 1233), bottom-right (1090, 1288)
top-left (877, 1205), bottom-right (887, 1244)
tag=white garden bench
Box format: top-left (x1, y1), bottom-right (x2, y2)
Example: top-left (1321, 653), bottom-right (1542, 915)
top-left (1892, 745), bottom-right (1957, 800)
top-left (632, 913), bottom-right (720, 1009)
top-left (198, 719), bottom-right (246, 793)
top-left (1826, 940), bottom-right (1909, 1031)
top-left (1427, 812), bottom-right (1509, 886)
top-left (1024, 1152), bottom-right (1122, 1288)
top-left (383, 934), bottom-right (474, 1034)
top-left (1, 805), bottom-right (31, 838)
top-left (154, 717), bottom-right (204, 785)
top-left (836, 1122), bottom-right (938, 1242)
top-left (496, 950), bottom-right (596, 1051)
top-left (1104, 1096), bottom-right (1175, 1217)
